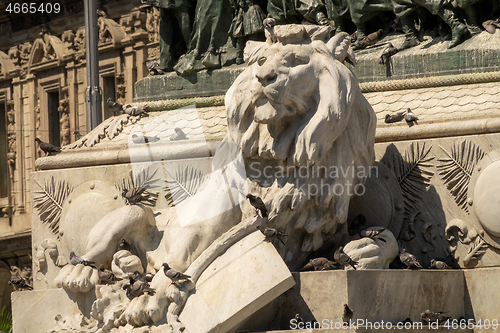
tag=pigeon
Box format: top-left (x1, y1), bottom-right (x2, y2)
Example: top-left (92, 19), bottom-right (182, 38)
top-left (256, 225), bottom-right (286, 245)
top-left (302, 257), bottom-right (329, 271)
top-left (123, 276), bottom-right (155, 299)
top-left (246, 194), bottom-right (268, 218)
top-left (359, 226), bottom-right (387, 242)
top-left (403, 317), bottom-right (413, 324)
top-left (8, 267), bottom-right (33, 291)
top-left (420, 310), bottom-right (451, 323)
top-left (73, 130), bottom-right (83, 140)
top-left (379, 42), bottom-right (398, 65)
top-left (122, 187), bottom-right (146, 204)
top-left (131, 133), bottom-right (160, 144)
top-left (123, 104), bottom-right (147, 116)
top-left (350, 31), bottom-right (358, 43)
top-left (404, 108), bottom-right (418, 123)
top-left (35, 138), bottom-right (61, 156)
top-left (334, 246), bottom-right (357, 270)
top-left (399, 248), bottom-right (423, 269)
top-left (162, 263), bottom-right (191, 285)
top-left (430, 259), bottom-right (451, 269)
top-left (69, 252), bottom-right (95, 267)
top-left (263, 14), bottom-right (277, 43)
top-left (384, 111), bottom-right (407, 123)
top-left (438, 23), bottom-right (450, 38)
top-left (98, 264), bottom-right (117, 284)
top-left (118, 238), bottom-right (131, 252)
top-left (321, 261), bottom-right (340, 270)
top-left (170, 127), bottom-right (187, 141)
top-left (294, 313), bottom-right (304, 325)
top-left (354, 29), bottom-right (383, 50)
top-left (482, 19), bottom-right (499, 34)
top-left (390, 17), bottom-right (402, 32)
top-left (342, 304), bottom-right (354, 324)
top-left (146, 59), bottom-right (167, 76)
top-left (348, 213), bottom-right (367, 236)
top-left (107, 98), bottom-right (123, 116)
top-left (133, 271), bottom-right (154, 283)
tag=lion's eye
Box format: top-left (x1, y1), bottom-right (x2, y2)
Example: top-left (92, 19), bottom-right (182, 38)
top-left (257, 57), bottom-right (266, 66)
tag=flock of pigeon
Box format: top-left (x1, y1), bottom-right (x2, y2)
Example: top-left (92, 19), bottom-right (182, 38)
top-left (69, 241), bottom-right (191, 300)
top-left (34, 98), bottom-right (188, 157)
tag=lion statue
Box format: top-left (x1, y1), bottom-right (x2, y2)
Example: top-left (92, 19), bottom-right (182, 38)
top-left (225, 24), bottom-right (377, 269)
top-left (49, 25), bottom-right (376, 330)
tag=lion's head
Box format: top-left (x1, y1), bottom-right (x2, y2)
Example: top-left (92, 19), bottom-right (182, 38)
top-left (223, 25), bottom-right (377, 267)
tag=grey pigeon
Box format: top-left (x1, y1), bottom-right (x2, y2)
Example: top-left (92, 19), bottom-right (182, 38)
top-left (359, 227), bottom-right (387, 243)
top-left (73, 130), bottom-right (83, 140)
top-left (131, 133), bottom-right (160, 144)
top-left (483, 19), bottom-right (499, 34)
top-left (8, 268), bottom-right (33, 291)
top-left (342, 304), bottom-right (354, 323)
top-left (123, 276), bottom-right (155, 299)
top-left (348, 213), bottom-right (366, 236)
top-left (146, 59), bottom-right (167, 76)
top-left (98, 264), bottom-right (117, 284)
top-left (354, 29), bottom-right (383, 50)
top-left (430, 259), bottom-right (451, 269)
top-left (246, 194), bottom-right (268, 218)
top-left (334, 246), bottom-right (357, 270)
top-left (302, 257), bottom-right (329, 271)
top-left (404, 108), bottom-right (418, 123)
top-left (294, 313), bottom-right (304, 325)
top-left (256, 225), bottom-right (286, 245)
top-left (400, 248), bottom-right (423, 269)
top-left (107, 98), bottom-right (123, 116)
top-left (122, 187), bottom-right (146, 204)
top-left (123, 104), bottom-right (147, 116)
top-left (420, 310), bottom-right (451, 323)
top-left (321, 261), bottom-right (340, 270)
top-left (70, 252), bottom-right (95, 267)
top-left (170, 127), bottom-right (187, 140)
top-left (35, 138), bottom-right (61, 156)
top-left (118, 238), bottom-right (131, 252)
top-left (134, 271), bottom-right (154, 283)
top-left (379, 42), bottom-right (398, 65)
top-left (263, 14), bottom-right (277, 43)
top-left (162, 263), bottom-right (191, 285)
top-left (385, 111), bottom-right (407, 123)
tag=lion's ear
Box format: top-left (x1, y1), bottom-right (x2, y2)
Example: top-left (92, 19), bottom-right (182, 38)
top-left (244, 41), bottom-right (268, 65)
top-left (327, 32), bottom-right (356, 66)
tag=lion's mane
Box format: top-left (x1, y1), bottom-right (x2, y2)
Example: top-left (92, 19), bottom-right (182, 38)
top-left (223, 25), bottom-right (376, 266)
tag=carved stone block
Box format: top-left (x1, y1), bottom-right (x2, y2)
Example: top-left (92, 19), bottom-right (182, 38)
top-left (179, 230), bottom-right (295, 333)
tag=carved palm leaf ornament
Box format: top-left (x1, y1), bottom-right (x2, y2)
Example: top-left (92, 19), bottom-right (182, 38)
top-left (33, 177), bottom-right (73, 237)
top-left (163, 164), bottom-right (206, 206)
top-left (437, 140), bottom-right (485, 213)
top-left (116, 166), bottom-right (162, 206)
top-left (387, 142), bottom-right (434, 216)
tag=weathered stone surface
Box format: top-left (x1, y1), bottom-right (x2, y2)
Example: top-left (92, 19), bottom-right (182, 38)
top-left (464, 268), bottom-right (500, 323)
top-left (179, 231), bottom-right (295, 333)
top-left (12, 288), bottom-right (96, 333)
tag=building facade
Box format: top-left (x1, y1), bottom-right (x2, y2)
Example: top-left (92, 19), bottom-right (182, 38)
top-left (0, 0), bottom-right (159, 311)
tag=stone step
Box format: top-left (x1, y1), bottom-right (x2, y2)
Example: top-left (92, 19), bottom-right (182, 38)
top-left (234, 270), bottom-right (468, 332)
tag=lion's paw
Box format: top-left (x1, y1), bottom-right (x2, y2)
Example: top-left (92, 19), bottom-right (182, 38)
top-left (55, 264), bottom-right (99, 293)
